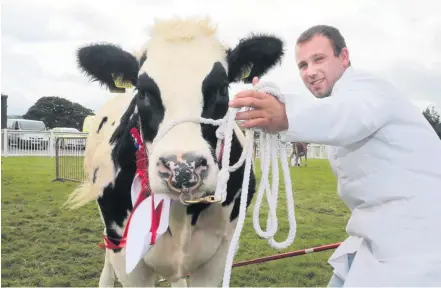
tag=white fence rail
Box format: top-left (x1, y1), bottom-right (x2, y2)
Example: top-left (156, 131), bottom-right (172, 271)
top-left (1, 129), bottom-right (328, 159)
top-left (1, 129), bottom-right (88, 157)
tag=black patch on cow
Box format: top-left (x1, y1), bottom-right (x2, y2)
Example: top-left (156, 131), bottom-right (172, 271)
top-left (135, 73), bottom-right (165, 143)
top-left (97, 116), bottom-right (108, 133)
top-left (201, 62), bottom-right (229, 121)
top-left (226, 34), bottom-right (284, 83)
top-left (200, 62), bottom-right (229, 149)
top-left (186, 61), bottom-right (257, 225)
top-left (76, 43), bottom-right (140, 92)
top-left (93, 168), bottom-right (99, 184)
top-left (139, 51), bottom-right (147, 67)
top-left (99, 97), bottom-right (140, 251)
top-left (111, 121), bottom-right (115, 126)
top-left (98, 142), bottom-right (137, 252)
top-left (110, 97), bottom-right (136, 145)
top-left (97, 168), bottom-right (135, 252)
top-left (189, 202), bottom-right (210, 225)
top-left (111, 113), bottom-right (138, 170)
top-left (98, 71), bottom-right (165, 251)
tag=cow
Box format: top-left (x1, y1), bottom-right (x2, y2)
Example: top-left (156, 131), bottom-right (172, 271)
top-left (65, 17), bottom-right (284, 287)
top-left (290, 142), bottom-right (309, 167)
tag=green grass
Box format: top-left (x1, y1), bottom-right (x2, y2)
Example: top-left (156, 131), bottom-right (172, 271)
top-left (1, 157), bottom-right (350, 287)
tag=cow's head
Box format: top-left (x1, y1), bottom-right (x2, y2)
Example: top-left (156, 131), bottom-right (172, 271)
top-left (76, 17), bottom-right (284, 202)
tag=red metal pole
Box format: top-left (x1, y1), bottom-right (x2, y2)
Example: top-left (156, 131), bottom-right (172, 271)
top-left (231, 242), bottom-right (341, 268)
top-left (173, 242), bottom-right (342, 281)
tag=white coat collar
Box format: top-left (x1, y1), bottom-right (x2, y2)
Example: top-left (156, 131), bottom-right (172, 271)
top-left (330, 66), bottom-right (355, 97)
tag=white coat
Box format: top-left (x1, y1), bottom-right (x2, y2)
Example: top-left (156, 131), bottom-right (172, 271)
top-left (279, 66), bottom-right (441, 286)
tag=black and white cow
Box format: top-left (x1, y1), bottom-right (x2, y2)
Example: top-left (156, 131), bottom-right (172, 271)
top-left (66, 17), bottom-right (284, 287)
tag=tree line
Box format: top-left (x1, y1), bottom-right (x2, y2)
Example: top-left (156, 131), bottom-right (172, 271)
top-left (22, 96), bottom-right (94, 131)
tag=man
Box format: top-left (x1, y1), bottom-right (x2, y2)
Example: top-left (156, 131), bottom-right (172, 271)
top-left (230, 25), bottom-right (441, 286)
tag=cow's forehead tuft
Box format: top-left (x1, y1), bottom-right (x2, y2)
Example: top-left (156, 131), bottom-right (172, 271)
top-left (149, 17), bottom-right (218, 41)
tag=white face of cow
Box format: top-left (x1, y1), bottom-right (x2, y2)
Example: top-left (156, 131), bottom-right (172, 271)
top-left (139, 20), bottom-right (229, 201)
top-left (76, 17), bottom-right (284, 202)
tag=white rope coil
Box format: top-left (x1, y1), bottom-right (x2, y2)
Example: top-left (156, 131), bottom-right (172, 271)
top-left (151, 82), bottom-right (297, 288)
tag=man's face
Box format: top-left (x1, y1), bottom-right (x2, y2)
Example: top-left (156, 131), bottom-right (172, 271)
top-left (295, 35), bottom-right (349, 98)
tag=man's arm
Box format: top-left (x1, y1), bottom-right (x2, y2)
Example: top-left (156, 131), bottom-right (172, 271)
top-left (280, 86), bottom-right (394, 146)
top-left (231, 76), bottom-right (397, 146)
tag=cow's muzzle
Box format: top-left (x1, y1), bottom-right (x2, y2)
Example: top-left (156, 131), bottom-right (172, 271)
top-left (157, 153), bottom-right (208, 194)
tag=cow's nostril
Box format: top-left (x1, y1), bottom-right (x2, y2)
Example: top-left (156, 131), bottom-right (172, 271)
top-left (194, 157), bottom-right (207, 169)
top-left (159, 157), bottom-right (171, 170)
top-left (193, 156), bottom-right (209, 181)
top-left (157, 157), bottom-right (173, 180)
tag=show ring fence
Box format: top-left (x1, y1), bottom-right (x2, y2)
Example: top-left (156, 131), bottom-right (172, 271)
top-left (1, 129), bottom-right (329, 183)
top-left (53, 137), bottom-right (87, 183)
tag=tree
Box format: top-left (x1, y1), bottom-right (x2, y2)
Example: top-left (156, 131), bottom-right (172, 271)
top-left (423, 105), bottom-right (441, 139)
top-left (23, 96), bottom-right (94, 130)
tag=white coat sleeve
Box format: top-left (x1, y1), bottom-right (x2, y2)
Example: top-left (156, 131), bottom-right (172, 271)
top-left (279, 82), bottom-right (395, 146)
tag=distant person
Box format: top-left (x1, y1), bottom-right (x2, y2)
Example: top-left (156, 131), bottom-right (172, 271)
top-left (229, 25), bottom-right (441, 286)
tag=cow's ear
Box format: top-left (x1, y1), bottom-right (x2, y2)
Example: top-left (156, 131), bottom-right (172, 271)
top-left (227, 34), bottom-right (284, 83)
top-left (76, 43), bottom-right (140, 93)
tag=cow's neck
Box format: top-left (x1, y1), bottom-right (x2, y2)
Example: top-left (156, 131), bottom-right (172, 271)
top-left (168, 200), bottom-right (193, 250)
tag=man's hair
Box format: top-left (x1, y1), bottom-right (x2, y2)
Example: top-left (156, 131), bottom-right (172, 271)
top-left (297, 25), bottom-right (348, 57)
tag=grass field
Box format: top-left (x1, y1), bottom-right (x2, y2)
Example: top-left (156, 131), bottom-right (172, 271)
top-left (1, 156), bottom-right (350, 287)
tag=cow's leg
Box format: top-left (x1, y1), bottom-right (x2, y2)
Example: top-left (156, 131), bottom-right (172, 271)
top-left (108, 249), bottom-right (155, 287)
top-left (304, 153), bottom-right (308, 166)
top-left (294, 145), bottom-right (301, 166)
top-left (188, 221), bottom-right (237, 287)
top-left (99, 250), bottom-right (115, 287)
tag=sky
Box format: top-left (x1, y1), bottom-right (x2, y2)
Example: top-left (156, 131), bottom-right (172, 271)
top-left (1, 0), bottom-right (440, 116)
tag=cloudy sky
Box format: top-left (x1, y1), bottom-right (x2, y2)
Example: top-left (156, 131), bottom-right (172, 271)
top-left (2, 0), bottom-right (440, 116)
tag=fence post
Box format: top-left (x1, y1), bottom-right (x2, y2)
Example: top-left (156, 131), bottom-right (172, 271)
top-left (1, 94), bottom-right (7, 130)
top-left (2, 129), bottom-right (8, 157)
top-left (53, 137), bottom-right (62, 182)
top-left (49, 131), bottom-right (55, 157)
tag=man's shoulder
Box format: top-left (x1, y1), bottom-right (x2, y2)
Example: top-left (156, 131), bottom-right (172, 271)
top-left (346, 67), bottom-right (390, 85)
top-left (338, 67), bottom-right (401, 96)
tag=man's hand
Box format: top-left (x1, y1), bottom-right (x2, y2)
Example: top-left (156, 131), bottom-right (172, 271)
top-left (228, 77), bottom-right (289, 133)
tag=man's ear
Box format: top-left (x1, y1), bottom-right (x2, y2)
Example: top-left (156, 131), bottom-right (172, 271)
top-left (76, 43), bottom-right (140, 92)
top-left (227, 34), bottom-right (284, 83)
top-left (340, 47), bottom-right (350, 68)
